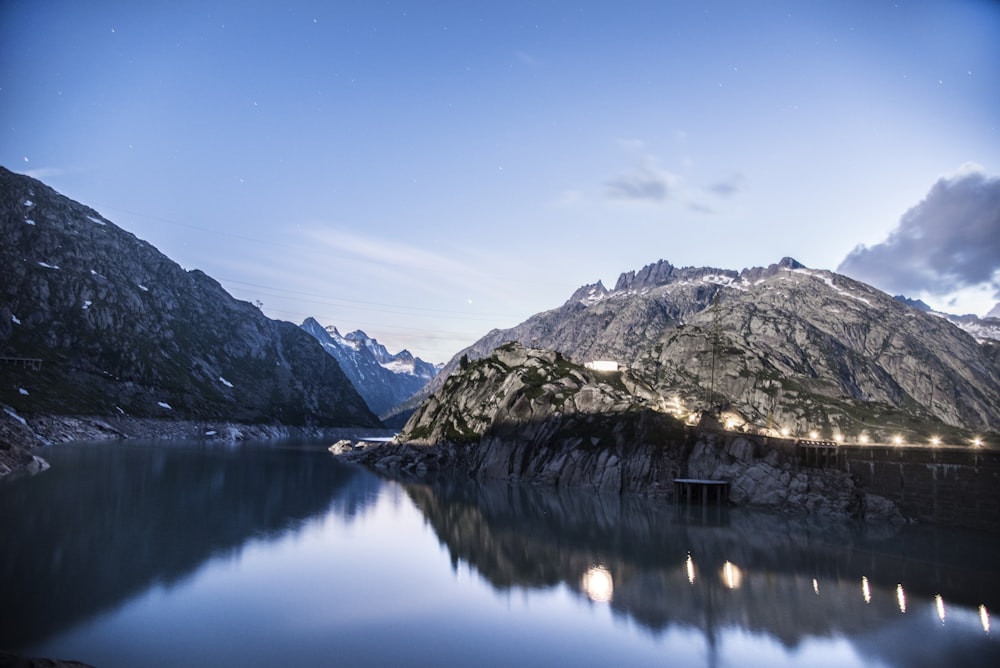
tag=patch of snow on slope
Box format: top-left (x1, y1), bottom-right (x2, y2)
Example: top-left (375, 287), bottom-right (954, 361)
top-left (137, 283), bottom-right (149, 292)
top-left (792, 268), bottom-right (872, 306)
top-left (25, 219), bottom-right (35, 225)
top-left (19, 388), bottom-right (29, 396)
top-left (219, 377), bottom-right (234, 388)
top-left (37, 262), bottom-right (60, 270)
top-left (23, 199), bottom-right (33, 207)
top-left (86, 215), bottom-right (106, 226)
top-left (82, 300), bottom-right (92, 310)
top-left (157, 401), bottom-right (172, 410)
top-left (11, 315), bottom-right (21, 325)
top-left (3, 407), bottom-right (27, 426)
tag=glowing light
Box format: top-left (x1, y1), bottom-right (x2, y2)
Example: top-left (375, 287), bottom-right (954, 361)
top-left (809, 430), bottom-right (819, 440)
top-left (833, 433), bottom-right (843, 444)
top-left (896, 583), bottom-right (906, 613)
top-left (935, 594), bottom-right (945, 623)
top-left (581, 565), bottom-right (614, 603)
top-left (725, 419), bottom-right (737, 430)
top-left (687, 413), bottom-right (698, 424)
top-left (721, 561), bottom-right (743, 589)
top-left (980, 604), bottom-right (991, 633)
top-left (812, 578), bottom-right (819, 595)
top-left (859, 433), bottom-right (870, 444)
top-left (686, 553), bottom-right (696, 585)
top-left (973, 437), bottom-right (983, 448)
top-left (780, 427), bottom-right (790, 437)
top-left (893, 435), bottom-right (903, 446)
top-left (861, 576), bottom-right (871, 604)
top-left (930, 436), bottom-right (941, 447)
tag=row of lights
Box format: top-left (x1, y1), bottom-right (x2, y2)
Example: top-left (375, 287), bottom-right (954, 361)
top-left (668, 397), bottom-right (987, 448)
top-left (778, 427), bottom-right (985, 448)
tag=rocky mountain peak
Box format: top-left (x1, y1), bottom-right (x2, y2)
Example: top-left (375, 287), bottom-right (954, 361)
top-left (0, 167), bottom-right (380, 428)
top-left (400, 256), bottom-right (1000, 440)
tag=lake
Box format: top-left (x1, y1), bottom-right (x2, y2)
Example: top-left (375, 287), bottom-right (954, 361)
top-left (2, 439), bottom-right (999, 667)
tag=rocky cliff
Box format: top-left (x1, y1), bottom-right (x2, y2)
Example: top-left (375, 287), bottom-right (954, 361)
top-left (343, 343), bottom-right (900, 522)
top-left (0, 167), bottom-right (381, 459)
top-left (399, 257), bottom-right (1000, 441)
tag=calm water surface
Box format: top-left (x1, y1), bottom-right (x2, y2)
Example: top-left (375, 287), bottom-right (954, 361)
top-left (2, 439), bottom-right (999, 667)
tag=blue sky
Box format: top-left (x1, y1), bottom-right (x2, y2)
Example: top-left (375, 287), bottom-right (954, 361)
top-left (3, 0), bottom-right (998, 361)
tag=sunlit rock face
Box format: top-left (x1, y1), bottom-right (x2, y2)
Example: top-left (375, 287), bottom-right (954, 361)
top-left (403, 258), bottom-right (1000, 438)
top-left (0, 167), bottom-right (379, 430)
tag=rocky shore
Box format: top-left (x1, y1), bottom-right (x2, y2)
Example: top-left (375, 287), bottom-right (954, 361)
top-left (333, 343), bottom-right (904, 525)
top-left (1, 408), bottom-right (391, 478)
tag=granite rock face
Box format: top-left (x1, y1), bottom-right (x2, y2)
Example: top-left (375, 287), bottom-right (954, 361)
top-left (400, 258), bottom-right (1000, 441)
top-left (345, 343), bottom-right (900, 522)
top-left (0, 167), bottom-right (380, 432)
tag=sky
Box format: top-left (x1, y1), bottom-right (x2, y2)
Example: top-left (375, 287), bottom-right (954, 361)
top-left (2, 0), bottom-right (998, 362)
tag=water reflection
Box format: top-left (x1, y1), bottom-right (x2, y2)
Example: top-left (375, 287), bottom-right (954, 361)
top-left (404, 474), bottom-right (1000, 665)
top-left (0, 440), bottom-right (380, 649)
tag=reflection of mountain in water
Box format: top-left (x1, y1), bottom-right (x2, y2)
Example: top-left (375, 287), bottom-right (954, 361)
top-left (406, 476), bottom-right (1000, 664)
top-left (0, 441), bottom-right (382, 648)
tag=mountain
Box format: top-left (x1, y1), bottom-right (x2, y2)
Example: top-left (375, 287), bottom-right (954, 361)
top-left (300, 318), bottom-right (439, 417)
top-left (893, 294), bottom-right (1000, 343)
top-left (406, 257), bottom-right (1000, 439)
top-left (0, 167), bottom-right (380, 431)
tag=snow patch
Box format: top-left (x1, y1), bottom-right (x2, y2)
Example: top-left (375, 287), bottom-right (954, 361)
top-left (23, 199), bottom-right (33, 207)
top-left (137, 283), bottom-right (149, 292)
top-left (37, 261), bottom-right (60, 270)
top-left (205, 430), bottom-right (217, 436)
top-left (86, 215), bottom-right (106, 226)
top-left (157, 401), bottom-right (172, 410)
top-left (25, 219), bottom-right (35, 226)
top-left (792, 268), bottom-right (873, 306)
top-left (82, 300), bottom-right (93, 310)
top-left (3, 407), bottom-right (27, 426)
top-left (18, 388), bottom-right (29, 396)
top-left (219, 377), bottom-right (234, 388)
top-left (11, 314), bottom-right (21, 325)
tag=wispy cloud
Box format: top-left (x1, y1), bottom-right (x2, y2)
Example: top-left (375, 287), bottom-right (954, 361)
top-left (837, 164), bottom-right (1000, 306)
top-left (605, 159), bottom-right (679, 202)
top-left (708, 172), bottom-right (745, 198)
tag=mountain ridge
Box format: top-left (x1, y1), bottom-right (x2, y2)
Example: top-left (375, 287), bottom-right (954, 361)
top-left (300, 317), bottom-right (439, 417)
top-left (0, 167), bottom-right (381, 447)
top-left (393, 257), bottom-right (1000, 440)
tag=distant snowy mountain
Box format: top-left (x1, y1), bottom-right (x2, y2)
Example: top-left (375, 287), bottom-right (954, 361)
top-left (894, 295), bottom-right (1000, 342)
top-left (300, 318), bottom-right (440, 417)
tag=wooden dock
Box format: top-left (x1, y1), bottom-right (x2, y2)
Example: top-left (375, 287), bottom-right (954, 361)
top-left (673, 478), bottom-right (730, 505)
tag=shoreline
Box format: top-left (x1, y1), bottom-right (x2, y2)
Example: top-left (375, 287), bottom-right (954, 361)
top-left (0, 410), bottom-right (394, 478)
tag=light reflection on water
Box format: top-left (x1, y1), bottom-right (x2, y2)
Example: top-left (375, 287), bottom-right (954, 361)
top-left (1, 439), bottom-right (999, 667)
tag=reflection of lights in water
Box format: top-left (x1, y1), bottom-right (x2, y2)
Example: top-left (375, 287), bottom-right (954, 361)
top-left (721, 561), bottom-right (743, 589)
top-left (812, 578), bottom-right (819, 595)
top-left (981, 605), bottom-right (991, 634)
top-left (861, 576), bottom-right (871, 604)
top-left (686, 553), bottom-right (696, 585)
top-left (581, 565), bottom-right (614, 603)
top-left (896, 584), bottom-right (906, 613)
top-left (935, 594), bottom-right (945, 623)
